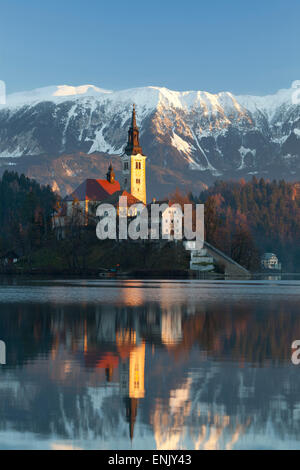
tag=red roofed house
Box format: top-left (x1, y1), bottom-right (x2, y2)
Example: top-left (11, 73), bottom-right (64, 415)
top-left (52, 164), bottom-right (122, 236)
top-left (65, 164), bottom-right (120, 218)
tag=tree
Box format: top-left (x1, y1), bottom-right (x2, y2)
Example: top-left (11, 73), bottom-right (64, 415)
top-left (231, 228), bottom-right (260, 271)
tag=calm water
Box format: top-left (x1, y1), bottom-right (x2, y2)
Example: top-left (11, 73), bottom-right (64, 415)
top-left (0, 277), bottom-right (300, 450)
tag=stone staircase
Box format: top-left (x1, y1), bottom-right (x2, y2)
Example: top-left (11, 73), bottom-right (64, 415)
top-left (184, 240), bottom-right (250, 276)
top-left (184, 242), bottom-right (215, 272)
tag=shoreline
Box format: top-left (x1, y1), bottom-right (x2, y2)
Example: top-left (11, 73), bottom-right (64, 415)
top-left (1, 268), bottom-right (299, 281)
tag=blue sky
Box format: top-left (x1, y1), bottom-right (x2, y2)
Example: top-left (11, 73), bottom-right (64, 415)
top-left (0, 0), bottom-right (299, 95)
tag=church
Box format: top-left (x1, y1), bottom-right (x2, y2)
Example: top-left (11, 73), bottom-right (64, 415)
top-left (52, 106), bottom-right (249, 274)
top-left (53, 105), bottom-right (190, 246)
top-left (53, 105), bottom-right (148, 234)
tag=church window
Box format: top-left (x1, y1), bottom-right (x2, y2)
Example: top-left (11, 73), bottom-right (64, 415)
top-left (136, 178), bottom-right (141, 184)
top-left (136, 162), bottom-right (141, 169)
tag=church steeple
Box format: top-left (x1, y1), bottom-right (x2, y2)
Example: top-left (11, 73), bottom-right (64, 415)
top-left (125, 104), bottom-right (143, 156)
top-left (106, 163), bottom-right (115, 184)
top-left (125, 397), bottom-right (138, 441)
top-left (131, 103), bottom-right (137, 128)
top-left (121, 105), bottom-right (147, 204)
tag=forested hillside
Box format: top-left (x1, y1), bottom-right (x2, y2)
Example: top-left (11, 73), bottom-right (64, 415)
top-left (195, 178), bottom-right (300, 271)
top-left (0, 171), bottom-right (299, 273)
top-left (0, 171), bottom-right (57, 257)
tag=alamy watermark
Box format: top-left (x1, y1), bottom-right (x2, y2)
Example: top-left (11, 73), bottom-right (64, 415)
top-left (291, 340), bottom-right (300, 365)
top-left (95, 197), bottom-right (204, 249)
top-left (0, 340), bottom-right (6, 365)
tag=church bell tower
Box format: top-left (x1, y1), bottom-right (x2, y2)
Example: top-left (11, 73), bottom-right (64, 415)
top-left (121, 105), bottom-right (147, 204)
top-left (106, 163), bottom-right (115, 184)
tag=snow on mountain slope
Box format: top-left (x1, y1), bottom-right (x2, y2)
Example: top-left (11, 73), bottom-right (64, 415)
top-left (0, 82), bottom-right (300, 197)
top-left (4, 82), bottom-right (294, 114)
top-left (5, 84), bottom-right (112, 107)
top-left (237, 87), bottom-right (296, 120)
top-left (3, 83), bottom-right (255, 124)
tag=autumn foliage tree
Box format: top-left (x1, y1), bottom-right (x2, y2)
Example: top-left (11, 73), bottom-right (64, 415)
top-left (196, 177), bottom-right (300, 271)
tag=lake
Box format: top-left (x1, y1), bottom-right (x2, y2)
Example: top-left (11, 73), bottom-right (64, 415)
top-left (0, 277), bottom-right (300, 450)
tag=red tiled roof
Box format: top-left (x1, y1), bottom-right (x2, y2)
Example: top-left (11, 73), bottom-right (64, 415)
top-left (84, 351), bottom-right (119, 370)
top-left (118, 190), bottom-right (143, 207)
top-left (95, 353), bottom-right (119, 369)
top-left (66, 178), bottom-right (120, 202)
top-left (104, 190), bottom-right (144, 208)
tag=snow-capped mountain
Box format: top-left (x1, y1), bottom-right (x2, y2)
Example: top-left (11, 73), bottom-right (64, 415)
top-left (0, 83), bottom-right (300, 197)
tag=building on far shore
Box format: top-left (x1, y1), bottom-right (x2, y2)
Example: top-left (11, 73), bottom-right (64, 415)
top-left (261, 253), bottom-right (281, 271)
top-left (0, 250), bottom-right (20, 266)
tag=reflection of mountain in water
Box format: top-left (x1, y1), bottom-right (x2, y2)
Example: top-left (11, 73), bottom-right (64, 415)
top-left (0, 283), bottom-right (300, 449)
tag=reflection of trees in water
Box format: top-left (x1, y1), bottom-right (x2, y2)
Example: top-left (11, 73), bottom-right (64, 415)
top-left (170, 300), bottom-right (299, 365)
top-left (1, 299), bottom-right (299, 367)
top-left (1, 299), bottom-right (300, 447)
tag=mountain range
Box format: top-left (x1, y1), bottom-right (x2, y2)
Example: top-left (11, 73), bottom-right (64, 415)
top-left (0, 83), bottom-right (300, 198)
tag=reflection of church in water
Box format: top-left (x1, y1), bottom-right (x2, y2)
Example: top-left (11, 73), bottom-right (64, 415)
top-left (80, 299), bottom-right (185, 441)
top-left (118, 332), bottom-right (145, 441)
top-left (82, 313), bottom-right (146, 440)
